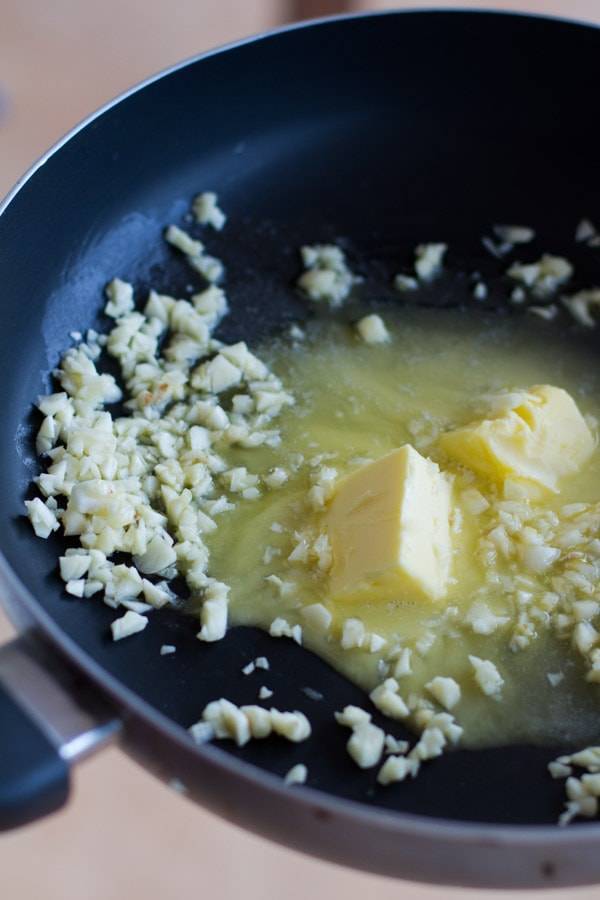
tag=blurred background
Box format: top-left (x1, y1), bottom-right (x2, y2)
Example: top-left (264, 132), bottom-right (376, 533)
top-left (2, 1), bottom-right (600, 898)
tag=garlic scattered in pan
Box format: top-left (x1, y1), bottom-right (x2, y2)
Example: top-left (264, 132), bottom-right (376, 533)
top-left (296, 243), bottom-right (360, 306)
top-left (190, 699), bottom-right (311, 747)
top-left (562, 289), bottom-right (600, 328)
top-left (192, 191), bottom-right (226, 231)
top-left (355, 314), bottom-right (390, 345)
top-left (492, 224), bottom-right (535, 244)
top-left (507, 254), bottom-right (573, 298)
top-left (284, 763), bottom-right (308, 785)
top-left (414, 242), bottom-right (447, 281)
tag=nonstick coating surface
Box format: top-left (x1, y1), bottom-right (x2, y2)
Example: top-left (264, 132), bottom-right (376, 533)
top-left (1, 10), bottom-right (600, 827)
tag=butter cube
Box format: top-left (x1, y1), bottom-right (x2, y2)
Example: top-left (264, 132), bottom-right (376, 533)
top-left (439, 386), bottom-right (594, 492)
top-left (326, 445), bottom-right (452, 604)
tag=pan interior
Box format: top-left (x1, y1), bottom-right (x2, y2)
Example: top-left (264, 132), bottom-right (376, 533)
top-left (0, 10), bottom-right (599, 824)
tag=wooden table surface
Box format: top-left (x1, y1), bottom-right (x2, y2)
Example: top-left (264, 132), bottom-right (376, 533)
top-left (2, 2), bottom-right (600, 898)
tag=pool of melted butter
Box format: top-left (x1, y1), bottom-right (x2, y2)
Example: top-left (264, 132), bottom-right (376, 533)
top-left (205, 308), bottom-right (600, 749)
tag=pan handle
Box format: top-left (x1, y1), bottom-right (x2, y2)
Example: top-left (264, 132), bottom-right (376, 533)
top-left (0, 632), bottom-right (121, 830)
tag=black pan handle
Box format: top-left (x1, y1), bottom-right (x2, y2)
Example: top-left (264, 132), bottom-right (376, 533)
top-left (0, 632), bottom-right (121, 830)
top-left (0, 681), bottom-right (69, 828)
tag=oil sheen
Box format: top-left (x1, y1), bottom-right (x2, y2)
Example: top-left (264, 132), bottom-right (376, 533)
top-left (205, 308), bottom-right (600, 749)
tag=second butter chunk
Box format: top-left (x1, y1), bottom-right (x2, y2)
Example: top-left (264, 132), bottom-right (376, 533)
top-left (326, 445), bottom-right (453, 604)
top-left (438, 385), bottom-right (594, 492)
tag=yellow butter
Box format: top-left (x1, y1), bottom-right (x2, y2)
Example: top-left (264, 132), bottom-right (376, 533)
top-left (325, 445), bottom-right (453, 604)
top-left (439, 385), bottom-right (594, 492)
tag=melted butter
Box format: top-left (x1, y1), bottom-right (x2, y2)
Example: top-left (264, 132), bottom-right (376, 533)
top-left (205, 308), bottom-right (600, 748)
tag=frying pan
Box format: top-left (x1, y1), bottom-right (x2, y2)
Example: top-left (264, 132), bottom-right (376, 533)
top-left (1, 8), bottom-right (600, 889)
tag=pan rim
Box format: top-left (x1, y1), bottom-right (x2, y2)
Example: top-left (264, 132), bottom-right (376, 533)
top-left (1, 5), bottom-right (600, 851)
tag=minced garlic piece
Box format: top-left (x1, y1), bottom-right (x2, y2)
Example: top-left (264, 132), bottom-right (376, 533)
top-left (425, 676), bottom-right (461, 711)
top-left (334, 705), bottom-right (371, 728)
top-left (507, 254), bottom-right (572, 298)
top-left (284, 763), bottom-right (307, 785)
top-left (468, 655), bottom-right (504, 699)
top-left (341, 617), bottom-right (366, 649)
top-left (415, 243), bottom-right (447, 281)
top-left (335, 705), bottom-right (384, 769)
top-left (347, 722), bottom-right (385, 769)
top-left (269, 617), bottom-right (302, 645)
top-left (464, 602), bottom-right (509, 635)
top-left (111, 610), bottom-right (148, 641)
top-left (297, 244), bottom-right (359, 307)
top-left (409, 726), bottom-right (446, 761)
top-left (575, 219), bottom-right (597, 244)
top-left (300, 603), bottom-right (332, 632)
top-left (269, 709), bottom-right (311, 742)
top-left (377, 754), bottom-right (420, 785)
top-left (370, 678), bottom-right (409, 719)
top-left (105, 278), bottom-right (135, 319)
top-left (392, 647), bottom-right (412, 679)
top-left (25, 498), bottom-right (60, 539)
top-left (192, 192), bottom-right (226, 231)
top-left (562, 289), bottom-right (600, 328)
top-left (198, 580), bottom-right (229, 642)
top-left (194, 700), bottom-right (310, 747)
top-left (356, 314), bottom-right (390, 345)
top-left (393, 273), bottom-right (418, 292)
top-left (492, 224), bottom-right (535, 244)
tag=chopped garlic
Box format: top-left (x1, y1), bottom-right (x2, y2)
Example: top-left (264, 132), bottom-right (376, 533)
top-left (270, 708), bottom-right (311, 742)
top-left (341, 617), bottom-right (366, 650)
top-left (335, 705), bottom-right (371, 728)
top-left (242, 661), bottom-right (255, 676)
top-left (393, 273), bottom-right (418, 292)
top-left (269, 617), bottom-right (302, 645)
top-left (370, 679), bottom-right (409, 719)
top-left (259, 686), bottom-right (273, 700)
top-left (356, 314), bottom-right (390, 345)
top-left (347, 721), bottom-right (385, 769)
top-left (392, 647), bottom-right (412, 679)
top-left (468, 655), bottom-right (504, 699)
top-left (65, 579), bottom-right (85, 597)
top-left (165, 224), bottom-right (203, 257)
top-left (264, 467), bottom-right (288, 488)
top-left (297, 244), bottom-right (358, 307)
top-left (284, 763), bottom-right (307, 786)
top-left (384, 735), bottom-right (410, 755)
top-left (301, 603), bottom-right (332, 632)
top-left (507, 254), bottom-right (572, 298)
top-left (134, 534), bottom-right (176, 575)
top-left (409, 726), bottom-right (446, 761)
top-left (189, 721), bottom-right (214, 744)
top-left (493, 224), bottom-right (535, 244)
top-left (160, 644), bottom-right (176, 656)
top-left (105, 278), bottom-right (134, 319)
top-left (59, 554), bottom-right (90, 581)
top-left (192, 192), bottom-right (226, 231)
top-left (198, 580), bottom-right (229, 642)
top-left (25, 498), bottom-right (60, 539)
top-left (562, 289), bottom-right (600, 328)
top-left (528, 304), bottom-right (558, 321)
top-left (415, 243), bottom-right (447, 281)
top-left (575, 219), bottom-right (597, 244)
top-left (202, 699), bottom-right (250, 746)
top-left (111, 610), bottom-right (148, 641)
top-left (464, 602), bottom-right (509, 636)
top-left (377, 754), bottom-right (420, 785)
top-left (425, 676), bottom-right (461, 711)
